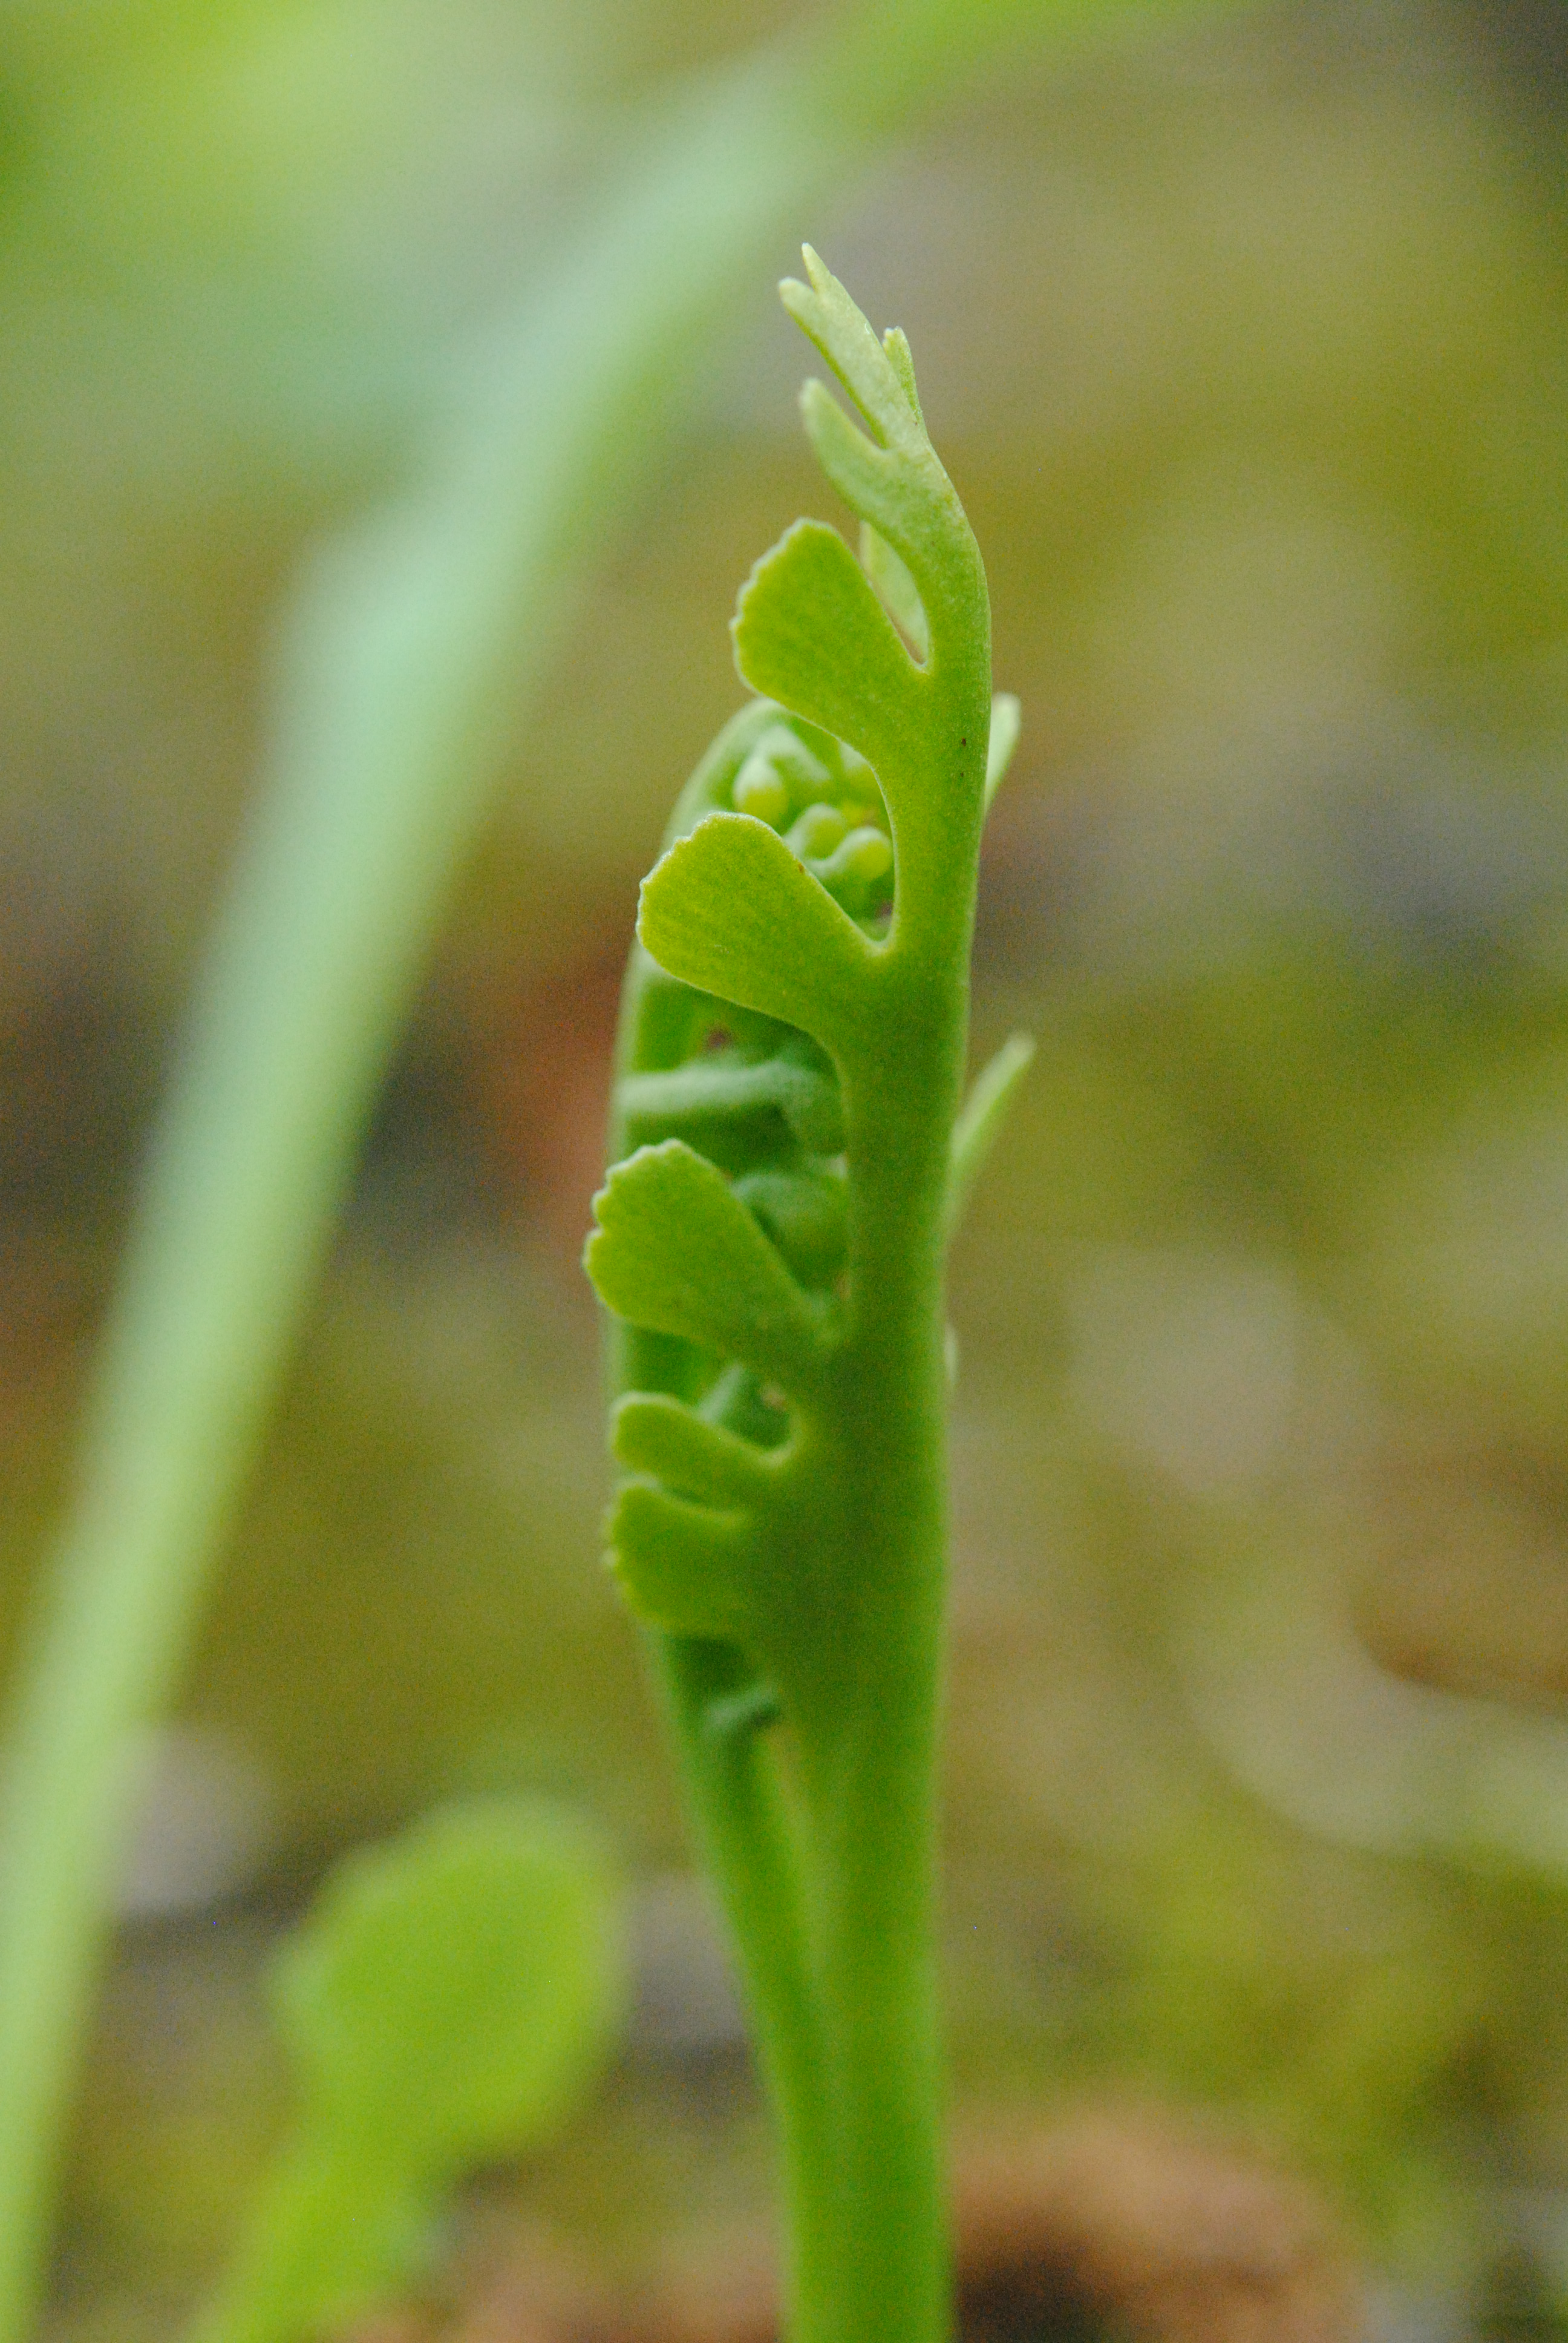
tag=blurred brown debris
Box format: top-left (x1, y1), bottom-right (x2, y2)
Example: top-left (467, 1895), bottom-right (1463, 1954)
top-left (351, 2226), bottom-right (616, 2343)
top-left (363, 2108), bottom-right (1362, 2343)
top-left (949, 2108), bottom-right (1361, 2343)
top-left (0, 1222), bottom-right (100, 1450)
top-left (1354, 1435), bottom-right (1568, 1710)
top-left (463, 944), bottom-right (626, 1267)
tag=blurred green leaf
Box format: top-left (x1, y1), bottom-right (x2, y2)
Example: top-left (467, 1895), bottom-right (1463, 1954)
top-left (274, 1799), bottom-right (622, 2168)
top-left (197, 1800), bottom-right (623, 2343)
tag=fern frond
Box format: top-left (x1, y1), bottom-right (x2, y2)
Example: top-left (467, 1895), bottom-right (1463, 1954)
top-left (584, 258), bottom-right (1032, 2343)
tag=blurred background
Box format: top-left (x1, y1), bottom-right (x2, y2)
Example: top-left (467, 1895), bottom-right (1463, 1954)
top-left (7, 0), bottom-right (1568, 2333)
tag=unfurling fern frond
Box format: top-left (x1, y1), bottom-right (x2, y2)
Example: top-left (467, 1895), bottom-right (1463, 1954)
top-left (583, 250), bottom-right (1030, 2343)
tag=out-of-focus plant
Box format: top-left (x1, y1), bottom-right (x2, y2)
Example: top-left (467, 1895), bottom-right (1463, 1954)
top-left (585, 253), bottom-right (1028, 2343)
top-left (194, 1800), bottom-right (622, 2343)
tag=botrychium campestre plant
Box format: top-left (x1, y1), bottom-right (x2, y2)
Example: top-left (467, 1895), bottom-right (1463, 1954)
top-left (585, 252), bottom-right (1033, 2343)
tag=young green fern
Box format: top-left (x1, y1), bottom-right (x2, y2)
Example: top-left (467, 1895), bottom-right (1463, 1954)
top-left (584, 252), bottom-right (1031, 2343)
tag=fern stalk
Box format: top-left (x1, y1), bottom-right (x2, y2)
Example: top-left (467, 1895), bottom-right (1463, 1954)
top-left (587, 255), bottom-right (1029, 2343)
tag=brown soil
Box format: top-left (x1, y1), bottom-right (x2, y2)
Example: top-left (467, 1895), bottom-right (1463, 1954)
top-left (947, 2109), bottom-right (1361, 2342)
top-left (358, 2107), bottom-right (1361, 2343)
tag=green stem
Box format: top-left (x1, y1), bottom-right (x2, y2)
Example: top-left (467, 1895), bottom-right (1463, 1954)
top-left (797, 1034), bottom-right (965, 2343)
top-left (190, 2144), bottom-right (422, 2343)
top-left (658, 1642), bottom-right (840, 2340)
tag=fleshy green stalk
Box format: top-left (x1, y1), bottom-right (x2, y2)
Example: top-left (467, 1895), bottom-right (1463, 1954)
top-left (587, 255), bottom-right (1025, 2343)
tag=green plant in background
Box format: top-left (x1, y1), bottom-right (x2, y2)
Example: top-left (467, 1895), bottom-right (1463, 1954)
top-left (197, 1800), bottom-right (622, 2343)
top-left (585, 253), bottom-right (1030, 2343)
